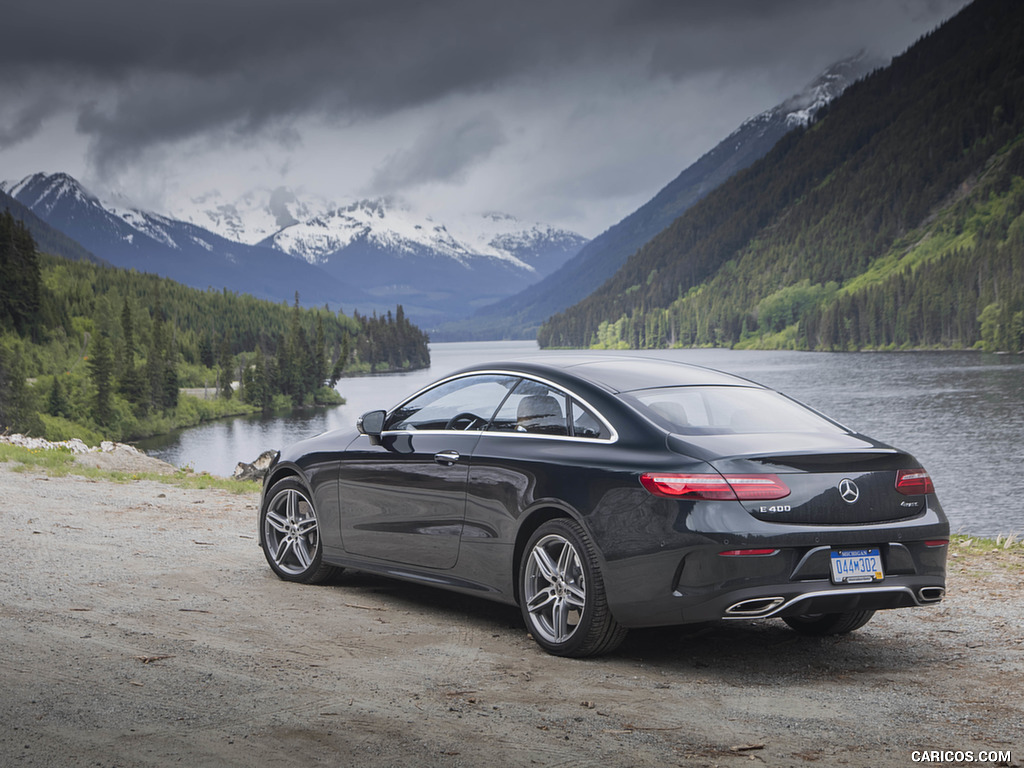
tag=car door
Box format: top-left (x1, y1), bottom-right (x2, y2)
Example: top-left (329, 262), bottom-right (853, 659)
top-left (338, 374), bottom-right (519, 569)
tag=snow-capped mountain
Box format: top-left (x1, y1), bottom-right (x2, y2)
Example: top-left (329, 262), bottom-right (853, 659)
top-left (2, 173), bottom-right (586, 325)
top-left (266, 198), bottom-right (481, 266)
top-left (739, 50), bottom-right (882, 137)
top-left (265, 199), bottom-right (585, 275)
top-left (172, 187), bottom-right (587, 288)
top-left (449, 51), bottom-right (883, 340)
top-left (172, 186), bottom-right (332, 245)
top-left (250, 198), bottom-right (587, 322)
top-left (0, 172), bottom-right (367, 307)
top-left (0, 183), bottom-right (103, 266)
top-left (457, 212), bottom-right (590, 275)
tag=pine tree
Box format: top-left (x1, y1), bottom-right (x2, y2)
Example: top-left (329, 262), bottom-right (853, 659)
top-left (329, 331), bottom-right (350, 387)
top-left (147, 300), bottom-right (171, 411)
top-left (314, 316), bottom-right (327, 390)
top-left (88, 330), bottom-right (114, 426)
top-left (118, 297), bottom-right (146, 406)
top-left (0, 211), bottom-right (42, 335)
top-left (0, 337), bottom-right (42, 434)
top-left (162, 338), bottom-right (179, 409)
top-left (47, 374), bottom-right (69, 418)
top-left (244, 346), bottom-right (271, 411)
top-left (218, 335), bottom-right (233, 400)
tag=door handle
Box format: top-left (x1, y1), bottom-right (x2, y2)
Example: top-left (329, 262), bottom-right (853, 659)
top-left (434, 450), bottom-right (461, 466)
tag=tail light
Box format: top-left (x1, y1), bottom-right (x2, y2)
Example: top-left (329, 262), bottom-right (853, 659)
top-left (895, 469), bottom-right (935, 495)
top-left (640, 472), bottom-right (790, 501)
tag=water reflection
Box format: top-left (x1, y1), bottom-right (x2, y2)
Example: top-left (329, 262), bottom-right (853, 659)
top-left (137, 342), bottom-right (1024, 536)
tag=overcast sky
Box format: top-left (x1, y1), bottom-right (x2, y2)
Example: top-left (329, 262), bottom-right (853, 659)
top-left (1, 0), bottom-right (969, 237)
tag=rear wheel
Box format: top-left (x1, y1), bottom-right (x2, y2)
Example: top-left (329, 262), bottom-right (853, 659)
top-left (782, 610), bottom-right (875, 636)
top-left (260, 478), bottom-right (341, 584)
top-left (519, 518), bottom-right (627, 657)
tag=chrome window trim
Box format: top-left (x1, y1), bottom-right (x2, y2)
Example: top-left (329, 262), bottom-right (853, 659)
top-left (380, 369), bottom-right (619, 444)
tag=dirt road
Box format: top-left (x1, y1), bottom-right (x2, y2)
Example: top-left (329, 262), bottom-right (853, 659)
top-left (0, 462), bottom-right (1021, 767)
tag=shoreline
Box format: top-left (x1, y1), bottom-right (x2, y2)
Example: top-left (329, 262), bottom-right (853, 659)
top-left (4, 434), bottom-right (1023, 541)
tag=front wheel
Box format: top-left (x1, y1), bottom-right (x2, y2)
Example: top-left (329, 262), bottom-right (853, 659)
top-left (519, 518), bottom-right (627, 657)
top-left (782, 610), bottom-right (875, 636)
top-left (260, 478), bottom-right (341, 584)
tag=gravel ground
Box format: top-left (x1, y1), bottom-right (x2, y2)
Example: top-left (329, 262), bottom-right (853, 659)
top-left (0, 460), bottom-right (1021, 768)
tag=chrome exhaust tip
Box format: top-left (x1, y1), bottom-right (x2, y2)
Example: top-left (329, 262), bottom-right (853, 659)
top-left (724, 597), bottom-right (785, 617)
top-left (918, 586), bottom-right (945, 603)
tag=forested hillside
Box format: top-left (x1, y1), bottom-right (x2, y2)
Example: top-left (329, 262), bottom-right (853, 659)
top-left (443, 53), bottom-right (877, 342)
top-left (0, 212), bottom-right (429, 442)
top-left (539, 0), bottom-right (1024, 353)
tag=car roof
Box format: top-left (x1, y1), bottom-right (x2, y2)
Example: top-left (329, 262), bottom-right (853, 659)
top-left (452, 355), bottom-right (760, 394)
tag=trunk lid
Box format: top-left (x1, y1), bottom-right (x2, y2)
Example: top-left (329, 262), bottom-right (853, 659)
top-left (712, 449), bottom-right (926, 525)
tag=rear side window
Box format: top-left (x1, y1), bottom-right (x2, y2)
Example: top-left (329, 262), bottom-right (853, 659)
top-left (487, 379), bottom-right (612, 439)
top-left (489, 379), bottom-right (568, 435)
top-left (571, 399), bottom-right (609, 439)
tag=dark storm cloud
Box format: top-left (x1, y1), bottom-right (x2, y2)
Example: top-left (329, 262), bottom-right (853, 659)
top-left (1, 0), bottom-right (968, 179)
top-left (0, 99), bottom-right (54, 151)
top-left (368, 113), bottom-right (506, 192)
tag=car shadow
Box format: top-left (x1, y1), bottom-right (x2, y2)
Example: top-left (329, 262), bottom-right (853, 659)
top-left (326, 569), bottom-right (525, 629)
top-left (320, 569), bottom-right (941, 680)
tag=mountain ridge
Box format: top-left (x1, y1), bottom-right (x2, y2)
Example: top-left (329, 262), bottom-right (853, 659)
top-left (2, 173), bottom-right (585, 325)
top-left (1, 183), bottom-right (105, 266)
top-left (1, 172), bottom-right (370, 308)
top-left (538, 0), bottom-right (1024, 354)
top-left (434, 51), bottom-right (882, 341)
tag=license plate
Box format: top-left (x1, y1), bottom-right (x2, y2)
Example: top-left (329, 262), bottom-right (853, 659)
top-left (830, 548), bottom-right (884, 584)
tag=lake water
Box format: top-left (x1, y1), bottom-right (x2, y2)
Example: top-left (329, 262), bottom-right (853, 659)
top-left (137, 341), bottom-right (1024, 537)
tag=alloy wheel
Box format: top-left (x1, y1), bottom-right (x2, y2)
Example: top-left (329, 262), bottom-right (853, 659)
top-left (263, 488), bottom-right (320, 576)
top-left (523, 533), bottom-right (587, 644)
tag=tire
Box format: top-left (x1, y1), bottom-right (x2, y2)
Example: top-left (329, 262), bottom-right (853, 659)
top-left (782, 610), bottom-right (876, 636)
top-left (519, 518), bottom-right (627, 657)
top-left (260, 478), bottom-right (341, 584)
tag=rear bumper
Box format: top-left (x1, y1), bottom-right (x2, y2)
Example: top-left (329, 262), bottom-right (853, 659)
top-left (608, 569), bottom-right (946, 628)
top-left (720, 577), bottom-right (944, 620)
top-left (595, 492), bottom-right (948, 628)
top-left (602, 533), bottom-right (948, 628)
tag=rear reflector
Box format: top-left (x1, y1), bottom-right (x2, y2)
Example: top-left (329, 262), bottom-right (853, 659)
top-left (924, 540), bottom-right (949, 548)
top-left (895, 469), bottom-right (935, 495)
top-left (719, 548), bottom-right (779, 557)
top-left (640, 472), bottom-right (790, 501)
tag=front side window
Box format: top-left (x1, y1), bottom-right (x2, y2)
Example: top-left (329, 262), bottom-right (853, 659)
top-left (386, 375), bottom-right (518, 431)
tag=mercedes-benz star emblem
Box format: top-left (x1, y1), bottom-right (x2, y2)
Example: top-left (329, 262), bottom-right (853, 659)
top-left (838, 478), bottom-right (860, 504)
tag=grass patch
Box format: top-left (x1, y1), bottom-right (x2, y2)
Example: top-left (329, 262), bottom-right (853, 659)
top-left (950, 532), bottom-right (1024, 554)
top-left (949, 533), bottom-right (1024, 575)
top-left (0, 443), bottom-right (259, 494)
top-left (0, 443), bottom-right (78, 472)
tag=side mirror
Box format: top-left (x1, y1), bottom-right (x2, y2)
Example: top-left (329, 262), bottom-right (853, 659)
top-left (357, 409), bottom-right (386, 437)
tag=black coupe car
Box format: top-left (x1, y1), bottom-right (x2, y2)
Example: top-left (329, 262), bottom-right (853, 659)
top-left (258, 357), bottom-right (949, 657)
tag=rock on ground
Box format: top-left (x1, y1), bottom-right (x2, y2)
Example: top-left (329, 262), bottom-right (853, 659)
top-left (1, 433), bottom-right (179, 475)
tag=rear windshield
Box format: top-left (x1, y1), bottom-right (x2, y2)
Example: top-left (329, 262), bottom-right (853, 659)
top-left (625, 386), bottom-right (847, 436)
